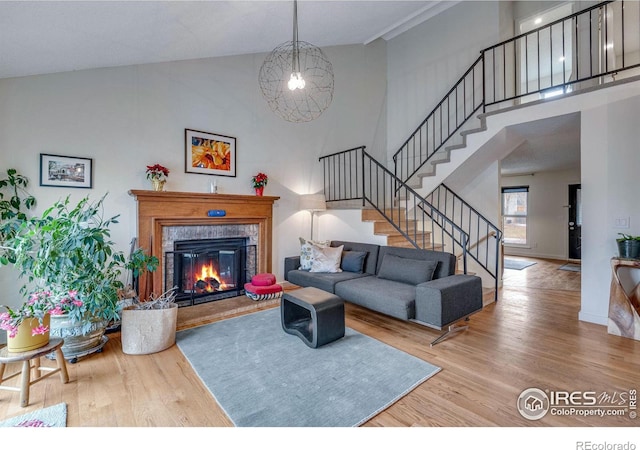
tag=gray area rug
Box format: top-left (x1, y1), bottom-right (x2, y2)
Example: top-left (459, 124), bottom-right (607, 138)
top-left (176, 307), bottom-right (441, 427)
top-left (0, 403), bottom-right (66, 427)
top-left (504, 258), bottom-right (537, 270)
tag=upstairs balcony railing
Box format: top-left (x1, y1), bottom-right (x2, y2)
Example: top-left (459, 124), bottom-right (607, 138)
top-left (394, 0), bottom-right (640, 186)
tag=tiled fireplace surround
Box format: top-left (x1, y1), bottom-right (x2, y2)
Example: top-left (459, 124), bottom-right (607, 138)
top-left (129, 190), bottom-right (279, 302)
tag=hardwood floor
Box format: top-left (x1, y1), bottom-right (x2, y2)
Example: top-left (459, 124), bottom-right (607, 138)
top-left (1, 264), bottom-right (638, 429)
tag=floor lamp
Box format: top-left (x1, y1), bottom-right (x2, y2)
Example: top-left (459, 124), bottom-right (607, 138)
top-left (299, 194), bottom-right (326, 240)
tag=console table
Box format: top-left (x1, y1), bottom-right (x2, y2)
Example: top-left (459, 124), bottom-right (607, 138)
top-left (608, 257), bottom-right (640, 341)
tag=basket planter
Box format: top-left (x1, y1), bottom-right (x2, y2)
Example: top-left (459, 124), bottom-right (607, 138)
top-left (121, 303), bottom-right (178, 355)
top-left (6, 314), bottom-right (50, 353)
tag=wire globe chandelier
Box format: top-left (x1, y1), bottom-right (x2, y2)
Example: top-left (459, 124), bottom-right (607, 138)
top-left (259, 0), bottom-right (334, 123)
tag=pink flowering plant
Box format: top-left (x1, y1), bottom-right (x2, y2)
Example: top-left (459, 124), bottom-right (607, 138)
top-left (0, 290), bottom-right (82, 338)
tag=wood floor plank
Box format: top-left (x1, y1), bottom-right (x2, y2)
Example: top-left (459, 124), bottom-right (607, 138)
top-left (0, 257), bottom-right (637, 428)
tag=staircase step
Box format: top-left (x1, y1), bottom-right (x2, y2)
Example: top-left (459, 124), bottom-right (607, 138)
top-left (374, 220), bottom-right (420, 234)
top-left (386, 234), bottom-right (435, 247)
top-left (362, 208), bottom-right (406, 222)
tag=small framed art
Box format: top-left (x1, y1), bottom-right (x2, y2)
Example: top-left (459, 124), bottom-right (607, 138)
top-left (185, 129), bottom-right (236, 177)
top-left (39, 154), bottom-right (93, 188)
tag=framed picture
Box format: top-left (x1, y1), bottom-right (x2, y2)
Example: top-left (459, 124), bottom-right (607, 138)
top-left (39, 154), bottom-right (93, 189)
top-left (185, 129), bottom-right (236, 177)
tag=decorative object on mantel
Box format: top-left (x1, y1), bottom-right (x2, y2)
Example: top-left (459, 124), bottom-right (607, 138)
top-left (252, 172), bottom-right (268, 196)
top-left (258, 0), bottom-right (334, 123)
top-left (146, 163), bottom-right (170, 191)
top-left (608, 257), bottom-right (640, 341)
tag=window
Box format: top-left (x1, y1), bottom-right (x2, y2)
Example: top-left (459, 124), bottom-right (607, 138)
top-left (502, 186), bottom-right (529, 246)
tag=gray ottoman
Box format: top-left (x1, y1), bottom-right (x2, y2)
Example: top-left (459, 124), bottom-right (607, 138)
top-left (281, 287), bottom-right (345, 348)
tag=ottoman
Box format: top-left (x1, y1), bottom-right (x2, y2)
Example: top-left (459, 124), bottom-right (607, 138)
top-left (281, 287), bottom-right (345, 348)
top-left (244, 273), bottom-right (283, 301)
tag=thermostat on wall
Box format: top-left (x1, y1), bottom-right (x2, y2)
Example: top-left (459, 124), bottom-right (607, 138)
top-left (207, 210), bottom-right (226, 217)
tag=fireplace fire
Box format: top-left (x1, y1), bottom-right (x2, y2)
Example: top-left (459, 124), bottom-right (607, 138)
top-left (164, 237), bottom-right (256, 307)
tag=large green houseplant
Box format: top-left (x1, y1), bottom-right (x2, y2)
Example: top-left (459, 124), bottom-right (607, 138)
top-left (2, 192), bottom-right (158, 358)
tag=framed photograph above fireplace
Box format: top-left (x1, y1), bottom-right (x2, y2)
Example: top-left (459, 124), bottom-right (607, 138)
top-left (185, 128), bottom-right (236, 177)
top-left (39, 153), bottom-right (93, 188)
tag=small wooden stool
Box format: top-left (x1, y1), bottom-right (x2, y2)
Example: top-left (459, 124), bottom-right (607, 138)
top-left (0, 338), bottom-right (69, 407)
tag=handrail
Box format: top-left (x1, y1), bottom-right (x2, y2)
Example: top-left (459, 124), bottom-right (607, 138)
top-left (320, 146), bottom-right (470, 273)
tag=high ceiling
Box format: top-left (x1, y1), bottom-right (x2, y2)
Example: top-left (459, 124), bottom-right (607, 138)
top-left (0, 0), bottom-right (581, 175)
top-left (0, 0), bottom-right (456, 80)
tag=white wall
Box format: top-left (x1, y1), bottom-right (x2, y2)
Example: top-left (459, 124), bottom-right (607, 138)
top-left (0, 41), bottom-right (388, 328)
top-left (502, 168), bottom-right (581, 260)
top-left (580, 94), bottom-right (640, 325)
top-left (385, 1), bottom-right (503, 165)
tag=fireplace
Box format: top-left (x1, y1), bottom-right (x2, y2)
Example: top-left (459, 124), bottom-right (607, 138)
top-left (128, 190), bottom-right (279, 302)
top-left (165, 237), bottom-right (257, 307)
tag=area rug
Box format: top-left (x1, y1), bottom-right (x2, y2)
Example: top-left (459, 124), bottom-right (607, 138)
top-left (559, 263), bottom-right (581, 272)
top-left (504, 258), bottom-right (537, 270)
top-left (176, 307), bottom-right (441, 427)
top-left (0, 403), bottom-right (67, 427)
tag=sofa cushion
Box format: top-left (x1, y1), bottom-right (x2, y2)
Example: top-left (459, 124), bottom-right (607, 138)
top-left (377, 246), bottom-right (456, 279)
top-left (299, 237), bottom-right (330, 270)
top-left (330, 241), bottom-right (380, 275)
top-left (286, 270), bottom-right (372, 294)
top-left (341, 251), bottom-right (367, 273)
top-left (310, 245), bottom-right (344, 273)
top-left (335, 276), bottom-right (416, 321)
top-left (376, 253), bottom-right (437, 285)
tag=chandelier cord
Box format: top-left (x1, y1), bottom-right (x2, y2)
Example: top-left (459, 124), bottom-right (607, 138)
top-left (292, 0), bottom-right (300, 73)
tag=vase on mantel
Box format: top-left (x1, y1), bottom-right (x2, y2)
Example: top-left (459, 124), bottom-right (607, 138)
top-left (255, 186), bottom-right (264, 196)
top-left (151, 179), bottom-right (166, 192)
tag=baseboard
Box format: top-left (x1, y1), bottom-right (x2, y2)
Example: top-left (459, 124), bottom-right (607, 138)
top-left (578, 310), bottom-right (608, 326)
top-left (504, 249), bottom-right (566, 260)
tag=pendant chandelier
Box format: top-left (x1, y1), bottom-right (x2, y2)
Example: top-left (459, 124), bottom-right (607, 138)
top-left (259, 0), bottom-right (334, 123)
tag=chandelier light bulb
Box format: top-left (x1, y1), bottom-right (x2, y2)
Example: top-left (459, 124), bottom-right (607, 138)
top-left (288, 72), bottom-right (305, 91)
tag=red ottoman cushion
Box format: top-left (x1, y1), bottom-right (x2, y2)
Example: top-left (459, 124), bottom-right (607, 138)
top-left (251, 273), bottom-right (276, 286)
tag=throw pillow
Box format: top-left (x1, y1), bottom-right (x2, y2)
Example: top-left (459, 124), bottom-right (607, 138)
top-left (376, 253), bottom-right (438, 285)
top-left (299, 237), bottom-right (330, 270)
top-left (310, 245), bottom-right (344, 273)
top-left (341, 251), bottom-right (367, 273)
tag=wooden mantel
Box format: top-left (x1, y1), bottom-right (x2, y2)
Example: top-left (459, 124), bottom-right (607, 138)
top-left (129, 190), bottom-right (280, 300)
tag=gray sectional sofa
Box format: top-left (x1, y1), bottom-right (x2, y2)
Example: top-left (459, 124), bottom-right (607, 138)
top-left (284, 240), bottom-right (484, 345)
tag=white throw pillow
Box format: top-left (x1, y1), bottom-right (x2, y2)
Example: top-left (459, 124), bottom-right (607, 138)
top-left (299, 237), bottom-right (330, 270)
top-left (310, 245), bottom-right (344, 273)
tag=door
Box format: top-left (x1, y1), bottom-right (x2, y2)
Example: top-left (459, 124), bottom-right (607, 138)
top-left (568, 184), bottom-right (582, 259)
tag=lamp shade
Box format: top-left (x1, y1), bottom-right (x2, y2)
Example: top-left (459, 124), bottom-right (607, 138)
top-left (299, 194), bottom-right (326, 211)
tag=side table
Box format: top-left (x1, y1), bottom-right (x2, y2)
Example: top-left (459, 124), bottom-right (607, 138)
top-left (608, 257), bottom-right (640, 341)
top-left (0, 338), bottom-right (69, 407)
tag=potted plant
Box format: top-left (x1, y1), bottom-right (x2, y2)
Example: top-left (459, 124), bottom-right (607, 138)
top-left (251, 172), bottom-right (268, 196)
top-left (120, 287), bottom-right (178, 355)
top-left (0, 291), bottom-right (54, 352)
top-left (0, 168), bottom-right (36, 265)
top-left (616, 233), bottom-right (640, 259)
top-left (2, 193), bottom-right (158, 361)
top-left (146, 163), bottom-right (170, 191)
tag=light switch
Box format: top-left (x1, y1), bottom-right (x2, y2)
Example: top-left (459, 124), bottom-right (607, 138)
top-left (614, 217), bottom-right (630, 229)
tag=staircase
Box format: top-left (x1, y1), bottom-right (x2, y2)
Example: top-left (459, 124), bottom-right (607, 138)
top-left (319, 1), bottom-right (639, 302)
